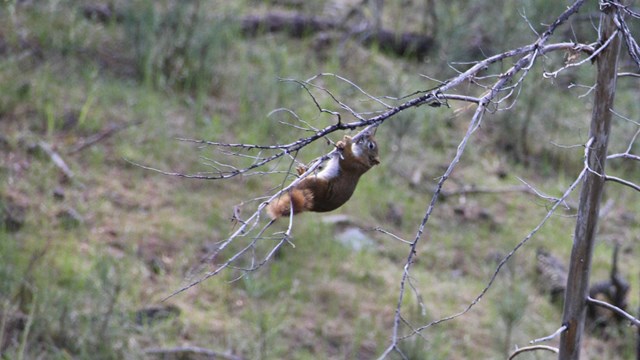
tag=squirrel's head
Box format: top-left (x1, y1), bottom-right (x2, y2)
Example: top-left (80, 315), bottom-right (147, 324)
top-left (353, 131), bottom-right (380, 167)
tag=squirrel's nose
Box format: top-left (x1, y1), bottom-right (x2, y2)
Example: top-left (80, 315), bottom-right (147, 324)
top-left (371, 156), bottom-right (380, 165)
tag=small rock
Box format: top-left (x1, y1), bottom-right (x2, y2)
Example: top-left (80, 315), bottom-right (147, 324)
top-left (335, 227), bottom-right (375, 252)
top-left (321, 214), bottom-right (353, 226)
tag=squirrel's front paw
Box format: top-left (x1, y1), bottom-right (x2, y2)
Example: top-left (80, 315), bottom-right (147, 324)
top-left (336, 135), bottom-right (352, 150)
top-left (296, 165), bottom-right (307, 175)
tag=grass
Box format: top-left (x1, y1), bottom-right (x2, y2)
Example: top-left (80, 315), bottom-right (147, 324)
top-left (1, 0), bottom-right (639, 359)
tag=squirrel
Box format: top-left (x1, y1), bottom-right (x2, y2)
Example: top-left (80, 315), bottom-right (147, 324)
top-left (267, 130), bottom-right (380, 220)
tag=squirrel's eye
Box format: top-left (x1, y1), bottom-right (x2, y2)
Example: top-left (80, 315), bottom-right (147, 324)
top-left (368, 141), bottom-right (376, 150)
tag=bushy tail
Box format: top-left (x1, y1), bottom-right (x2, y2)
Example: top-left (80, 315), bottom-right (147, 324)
top-left (267, 188), bottom-right (310, 220)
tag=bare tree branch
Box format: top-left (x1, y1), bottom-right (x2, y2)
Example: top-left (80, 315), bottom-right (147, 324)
top-left (605, 174), bottom-right (640, 192)
top-left (609, 153), bottom-right (640, 162)
top-left (379, 2), bottom-right (590, 356)
top-left (397, 169), bottom-right (585, 342)
top-left (607, 1), bottom-right (640, 19)
top-left (544, 33), bottom-right (617, 78)
top-left (587, 296), bottom-right (640, 327)
top-left (138, 37), bottom-right (597, 184)
top-left (618, 71), bottom-right (640, 77)
top-left (609, 1), bottom-right (640, 68)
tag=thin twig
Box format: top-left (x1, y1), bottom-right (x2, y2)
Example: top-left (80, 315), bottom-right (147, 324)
top-left (306, 72), bottom-right (393, 109)
top-left (68, 121), bottom-right (141, 154)
top-left (543, 30), bottom-right (619, 78)
top-left (530, 324), bottom-right (568, 344)
top-left (608, 152), bottom-right (640, 162)
top-left (587, 296), bottom-right (640, 327)
top-left (37, 141), bottom-right (76, 180)
top-left (440, 184), bottom-right (534, 198)
top-left (508, 345), bottom-right (559, 359)
top-left (605, 175), bottom-right (640, 192)
top-left (399, 168), bottom-right (586, 341)
top-left (613, 9), bottom-right (640, 68)
top-left (374, 227), bottom-right (412, 245)
top-left (516, 176), bottom-right (571, 208)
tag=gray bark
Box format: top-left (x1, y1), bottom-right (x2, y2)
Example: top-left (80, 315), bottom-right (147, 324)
top-left (558, 3), bottom-right (623, 359)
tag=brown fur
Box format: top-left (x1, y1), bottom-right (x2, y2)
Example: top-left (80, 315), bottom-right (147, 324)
top-left (266, 187), bottom-right (313, 219)
top-left (267, 132), bottom-right (380, 220)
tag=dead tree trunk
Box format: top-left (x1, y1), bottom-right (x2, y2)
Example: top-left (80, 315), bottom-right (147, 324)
top-left (558, 3), bottom-right (622, 359)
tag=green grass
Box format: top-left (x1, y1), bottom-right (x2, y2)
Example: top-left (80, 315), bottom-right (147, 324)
top-left (1, 0), bottom-right (639, 359)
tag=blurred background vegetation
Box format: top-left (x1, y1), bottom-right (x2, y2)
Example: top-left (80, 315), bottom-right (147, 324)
top-left (0, 0), bottom-right (638, 359)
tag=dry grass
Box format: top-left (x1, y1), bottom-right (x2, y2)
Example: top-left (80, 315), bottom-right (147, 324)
top-left (1, 1), bottom-right (639, 359)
